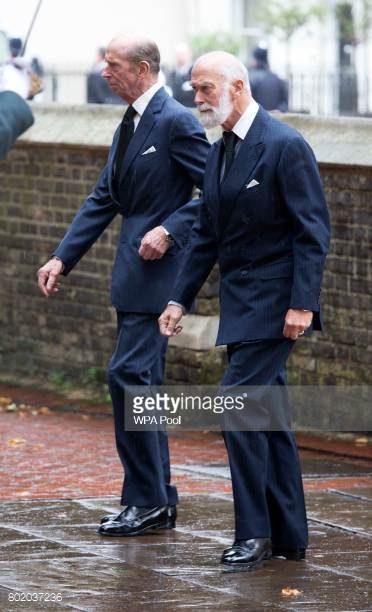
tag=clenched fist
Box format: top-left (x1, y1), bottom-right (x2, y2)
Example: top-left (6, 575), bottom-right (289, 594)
top-left (158, 304), bottom-right (183, 337)
top-left (138, 226), bottom-right (170, 260)
top-left (37, 257), bottom-right (64, 297)
top-left (283, 309), bottom-right (313, 340)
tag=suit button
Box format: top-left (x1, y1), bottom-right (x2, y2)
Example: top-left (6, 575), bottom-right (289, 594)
top-left (242, 215), bottom-right (251, 224)
top-left (241, 270), bottom-right (249, 278)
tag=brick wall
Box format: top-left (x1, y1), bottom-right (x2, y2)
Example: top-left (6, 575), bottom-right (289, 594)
top-left (0, 145), bottom-right (120, 386)
top-left (0, 106), bottom-right (371, 392)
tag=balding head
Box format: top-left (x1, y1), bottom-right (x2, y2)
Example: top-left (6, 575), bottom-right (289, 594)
top-left (191, 51), bottom-right (252, 130)
top-left (193, 51), bottom-right (250, 91)
top-left (107, 35), bottom-right (160, 75)
top-left (102, 35), bottom-right (161, 103)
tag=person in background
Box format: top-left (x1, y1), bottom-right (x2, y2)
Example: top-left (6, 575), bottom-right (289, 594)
top-left (167, 42), bottom-right (194, 107)
top-left (87, 47), bottom-right (122, 104)
top-left (0, 38), bottom-right (30, 100)
top-left (0, 38), bottom-right (43, 100)
top-left (249, 45), bottom-right (288, 112)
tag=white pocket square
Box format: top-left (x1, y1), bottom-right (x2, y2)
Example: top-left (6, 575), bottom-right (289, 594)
top-left (246, 179), bottom-right (260, 189)
top-left (142, 146), bottom-right (156, 155)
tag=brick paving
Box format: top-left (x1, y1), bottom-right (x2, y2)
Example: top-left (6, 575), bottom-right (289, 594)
top-left (0, 386), bottom-right (371, 610)
top-left (1, 406), bottom-right (371, 501)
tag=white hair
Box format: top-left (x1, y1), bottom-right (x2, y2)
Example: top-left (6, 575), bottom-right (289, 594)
top-left (193, 51), bottom-right (250, 92)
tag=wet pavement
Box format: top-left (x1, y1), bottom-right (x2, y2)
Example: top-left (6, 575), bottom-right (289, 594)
top-left (0, 393), bottom-right (371, 610)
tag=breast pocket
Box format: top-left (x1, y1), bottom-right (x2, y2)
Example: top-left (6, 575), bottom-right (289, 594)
top-left (137, 152), bottom-right (159, 164)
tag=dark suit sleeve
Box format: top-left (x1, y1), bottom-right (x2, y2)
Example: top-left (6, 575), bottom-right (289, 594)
top-left (171, 198), bottom-right (218, 311)
top-left (162, 112), bottom-right (210, 246)
top-left (278, 135), bottom-right (331, 311)
top-left (53, 162), bottom-right (118, 275)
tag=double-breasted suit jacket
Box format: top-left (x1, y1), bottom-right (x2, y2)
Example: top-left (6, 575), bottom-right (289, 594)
top-left (172, 106), bottom-right (331, 343)
top-left (54, 87), bottom-right (210, 313)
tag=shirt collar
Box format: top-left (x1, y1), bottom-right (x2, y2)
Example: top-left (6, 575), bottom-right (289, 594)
top-left (231, 98), bottom-right (259, 140)
top-left (132, 81), bottom-right (163, 117)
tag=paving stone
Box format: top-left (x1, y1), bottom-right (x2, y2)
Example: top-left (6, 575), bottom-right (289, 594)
top-left (306, 491), bottom-right (372, 534)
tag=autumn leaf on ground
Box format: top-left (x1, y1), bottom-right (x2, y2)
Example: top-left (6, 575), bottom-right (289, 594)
top-left (38, 406), bottom-right (51, 415)
top-left (5, 403), bottom-right (18, 412)
top-left (0, 397), bottom-right (12, 407)
top-left (8, 437), bottom-right (26, 445)
top-left (355, 437), bottom-right (368, 446)
top-left (281, 587), bottom-right (303, 597)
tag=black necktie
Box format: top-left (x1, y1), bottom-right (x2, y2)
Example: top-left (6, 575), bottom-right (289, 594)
top-left (114, 105), bottom-right (136, 186)
top-left (222, 131), bottom-right (238, 182)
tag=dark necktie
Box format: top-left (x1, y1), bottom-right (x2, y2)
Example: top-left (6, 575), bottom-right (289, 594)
top-left (221, 130), bottom-right (238, 182)
top-left (113, 105), bottom-right (136, 186)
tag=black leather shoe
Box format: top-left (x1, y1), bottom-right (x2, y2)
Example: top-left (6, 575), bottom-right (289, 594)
top-left (100, 504), bottom-right (177, 525)
top-left (272, 546), bottom-right (306, 560)
top-left (221, 538), bottom-right (271, 571)
top-left (98, 505), bottom-right (176, 536)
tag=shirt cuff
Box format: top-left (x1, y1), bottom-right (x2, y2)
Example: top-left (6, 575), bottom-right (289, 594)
top-left (168, 300), bottom-right (186, 314)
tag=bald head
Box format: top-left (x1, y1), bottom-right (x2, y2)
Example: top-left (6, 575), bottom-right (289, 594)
top-left (193, 51), bottom-right (250, 91)
top-left (107, 35), bottom-right (160, 75)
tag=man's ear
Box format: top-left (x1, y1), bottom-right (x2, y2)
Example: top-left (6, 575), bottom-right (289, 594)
top-left (231, 79), bottom-right (244, 98)
top-left (138, 60), bottom-right (150, 77)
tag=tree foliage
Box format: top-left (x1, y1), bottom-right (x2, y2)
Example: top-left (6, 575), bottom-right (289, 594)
top-left (257, 0), bottom-right (326, 41)
top-left (189, 31), bottom-right (242, 59)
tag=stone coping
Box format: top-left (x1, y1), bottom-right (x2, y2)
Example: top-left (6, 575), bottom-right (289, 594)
top-left (169, 315), bottom-right (219, 350)
top-left (17, 103), bottom-right (372, 167)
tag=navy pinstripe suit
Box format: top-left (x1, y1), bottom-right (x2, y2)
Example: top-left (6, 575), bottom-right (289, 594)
top-left (171, 106), bottom-right (331, 544)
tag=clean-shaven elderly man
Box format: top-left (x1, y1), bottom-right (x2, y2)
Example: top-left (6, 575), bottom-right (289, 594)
top-left (159, 51), bottom-right (330, 571)
top-left (37, 36), bottom-right (210, 536)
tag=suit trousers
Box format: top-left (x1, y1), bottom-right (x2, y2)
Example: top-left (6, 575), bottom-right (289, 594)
top-left (107, 311), bottom-right (178, 506)
top-left (221, 339), bottom-right (308, 547)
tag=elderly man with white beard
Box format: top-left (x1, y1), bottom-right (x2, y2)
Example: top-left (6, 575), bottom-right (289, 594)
top-left (160, 51), bottom-right (330, 571)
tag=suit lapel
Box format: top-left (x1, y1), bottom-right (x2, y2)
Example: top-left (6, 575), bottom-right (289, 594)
top-left (218, 106), bottom-right (267, 235)
top-left (204, 140), bottom-right (222, 233)
top-left (118, 87), bottom-right (168, 184)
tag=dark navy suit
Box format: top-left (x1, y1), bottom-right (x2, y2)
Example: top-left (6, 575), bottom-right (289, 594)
top-left (172, 106), bottom-right (330, 544)
top-left (54, 87), bottom-right (210, 506)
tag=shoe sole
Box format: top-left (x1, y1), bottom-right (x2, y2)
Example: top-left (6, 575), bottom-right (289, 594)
top-left (221, 549), bottom-right (272, 572)
top-left (98, 520), bottom-right (176, 537)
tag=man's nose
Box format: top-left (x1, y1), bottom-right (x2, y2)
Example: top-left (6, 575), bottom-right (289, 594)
top-left (194, 91), bottom-right (203, 104)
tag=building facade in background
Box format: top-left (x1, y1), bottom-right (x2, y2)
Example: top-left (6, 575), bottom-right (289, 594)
top-left (6, 0), bottom-right (369, 116)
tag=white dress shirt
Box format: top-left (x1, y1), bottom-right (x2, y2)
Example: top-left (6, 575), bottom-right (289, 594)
top-left (132, 81), bottom-right (163, 130)
top-left (231, 98), bottom-right (259, 141)
top-left (219, 99), bottom-right (260, 179)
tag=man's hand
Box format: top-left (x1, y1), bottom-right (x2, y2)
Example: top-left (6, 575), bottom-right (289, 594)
top-left (283, 309), bottom-right (313, 340)
top-left (158, 304), bottom-right (183, 337)
top-left (139, 226), bottom-right (170, 260)
top-left (37, 257), bottom-right (64, 297)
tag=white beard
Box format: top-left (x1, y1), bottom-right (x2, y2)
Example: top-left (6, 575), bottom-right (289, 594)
top-left (197, 85), bottom-right (233, 129)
